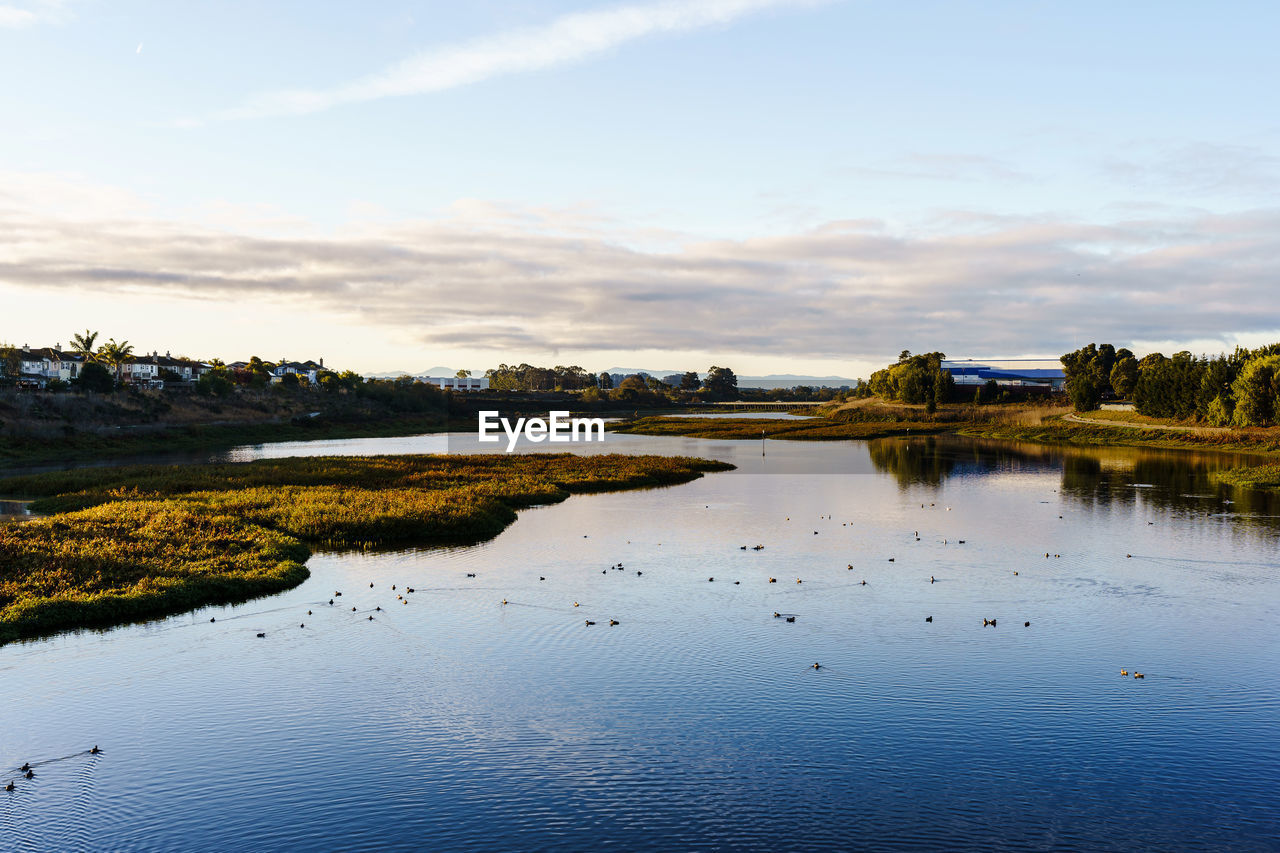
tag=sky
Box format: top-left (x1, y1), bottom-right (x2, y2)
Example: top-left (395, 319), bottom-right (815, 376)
top-left (2, 0), bottom-right (1279, 378)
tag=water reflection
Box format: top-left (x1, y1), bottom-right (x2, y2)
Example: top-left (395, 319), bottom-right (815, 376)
top-left (869, 435), bottom-right (1280, 522)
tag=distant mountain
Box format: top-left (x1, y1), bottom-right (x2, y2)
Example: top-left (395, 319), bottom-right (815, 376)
top-left (737, 374), bottom-right (859, 389)
top-left (604, 367), bottom-right (685, 378)
top-left (367, 366), bottom-right (462, 379)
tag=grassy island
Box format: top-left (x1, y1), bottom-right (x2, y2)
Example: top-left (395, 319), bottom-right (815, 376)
top-left (0, 453), bottom-right (733, 644)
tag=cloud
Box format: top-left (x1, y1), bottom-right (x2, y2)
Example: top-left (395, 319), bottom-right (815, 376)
top-left (184, 0), bottom-right (829, 124)
top-left (0, 0), bottom-right (70, 28)
top-left (2, 181), bottom-right (1278, 361)
top-left (1102, 143), bottom-right (1280, 199)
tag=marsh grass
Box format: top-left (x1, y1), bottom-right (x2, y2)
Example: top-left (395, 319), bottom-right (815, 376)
top-left (1210, 464), bottom-right (1280, 489)
top-left (0, 453), bottom-right (732, 644)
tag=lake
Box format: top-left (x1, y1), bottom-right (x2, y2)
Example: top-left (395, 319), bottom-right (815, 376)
top-left (2, 431), bottom-right (1278, 851)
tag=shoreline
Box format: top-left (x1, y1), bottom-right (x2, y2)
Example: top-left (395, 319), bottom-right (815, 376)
top-left (0, 453), bottom-right (734, 645)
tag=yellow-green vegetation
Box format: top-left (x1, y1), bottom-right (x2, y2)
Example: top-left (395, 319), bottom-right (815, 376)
top-left (609, 416), bottom-right (947, 441)
top-left (1210, 464), bottom-right (1280, 489)
top-left (955, 421), bottom-right (1280, 455)
top-left (0, 453), bottom-right (732, 644)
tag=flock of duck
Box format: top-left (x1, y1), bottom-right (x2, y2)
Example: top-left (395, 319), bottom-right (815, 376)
top-left (225, 503), bottom-right (1149, 683)
top-left (5, 747), bottom-right (101, 793)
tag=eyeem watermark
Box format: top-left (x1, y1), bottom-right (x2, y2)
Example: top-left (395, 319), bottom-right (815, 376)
top-left (478, 410), bottom-right (606, 452)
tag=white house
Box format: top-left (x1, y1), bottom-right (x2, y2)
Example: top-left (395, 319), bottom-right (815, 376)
top-left (422, 376), bottom-right (489, 391)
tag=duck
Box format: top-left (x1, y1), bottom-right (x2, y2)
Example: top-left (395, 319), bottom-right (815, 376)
top-left (860, 580), bottom-right (867, 586)
top-left (847, 564), bottom-right (853, 570)
top-left (983, 618), bottom-right (997, 627)
top-left (768, 577), bottom-right (777, 583)
top-left (539, 577), bottom-right (546, 581)
top-left (256, 632), bottom-right (266, 638)
top-left (811, 663), bottom-right (822, 670)
top-left (352, 606), bottom-right (357, 612)
top-left (1134, 673), bottom-right (1145, 679)
top-left (773, 612), bottom-right (781, 618)
top-left (391, 585), bottom-right (396, 590)
top-left (796, 578), bottom-right (803, 584)
top-left (90, 746), bottom-right (101, 755)
top-left (24, 770), bottom-right (33, 780)
top-left (609, 620), bottom-right (619, 626)
top-left (1120, 669), bottom-right (1128, 676)
top-left (785, 616), bottom-right (796, 623)
top-left (466, 573), bottom-right (476, 578)
top-left (307, 610), bottom-right (312, 615)
top-left (328, 599), bottom-right (334, 605)
top-left (376, 606), bottom-right (382, 611)
top-left (1013, 571), bottom-right (1019, 576)
top-left (4, 781), bottom-right (13, 792)
top-left (335, 591), bottom-right (342, 596)
top-left (368, 615), bottom-right (374, 621)
top-left (1024, 621), bottom-right (1030, 627)
top-left (888, 558), bottom-right (895, 562)
top-left (300, 623), bottom-right (305, 628)
top-left (407, 588), bottom-right (414, 593)
top-left (501, 599), bottom-right (508, 605)
top-left (925, 616), bottom-right (932, 623)
top-left (636, 571), bottom-right (643, 576)
top-left (739, 545), bottom-right (747, 550)
top-left (19, 763), bottom-right (29, 773)
top-left (585, 620), bottom-right (596, 626)
top-left (708, 577), bottom-right (715, 582)
top-left (210, 617), bottom-right (216, 623)
top-left (369, 582), bottom-right (374, 588)
top-left (930, 576), bottom-right (935, 584)
top-left (573, 602), bottom-right (580, 607)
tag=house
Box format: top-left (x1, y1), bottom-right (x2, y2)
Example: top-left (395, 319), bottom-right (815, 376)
top-left (422, 376), bottom-right (490, 391)
top-left (15, 345), bottom-right (84, 387)
top-left (942, 359), bottom-right (1066, 392)
top-left (271, 359), bottom-right (325, 384)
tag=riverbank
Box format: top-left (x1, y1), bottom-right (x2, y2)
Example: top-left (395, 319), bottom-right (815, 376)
top-left (0, 453), bottom-right (733, 644)
top-left (609, 404), bottom-right (1280, 459)
top-left (0, 413), bottom-right (458, 470)
top-left (610, 415), bottom-right (947, 441)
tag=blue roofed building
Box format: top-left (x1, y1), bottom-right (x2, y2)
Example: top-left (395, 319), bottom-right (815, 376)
top-left (941, 360), bottom-right (1066, 392)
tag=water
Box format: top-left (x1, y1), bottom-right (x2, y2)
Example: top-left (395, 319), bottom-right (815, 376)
top-left (2, 433), bottom-right (1278, 851)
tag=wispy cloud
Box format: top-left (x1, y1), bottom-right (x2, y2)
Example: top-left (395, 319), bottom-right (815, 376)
top-left (184, 0), bottom-right (828, 125)
top-left (0, 0), bottom-right (70, 28)
top-left (2, 178), bottom-right (1278, 360)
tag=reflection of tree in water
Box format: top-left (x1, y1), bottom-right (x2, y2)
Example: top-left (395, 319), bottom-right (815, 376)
top-left (867, 438), bottom-right (960, 489)
top-left (870, 436), bottom-right (1280, 530)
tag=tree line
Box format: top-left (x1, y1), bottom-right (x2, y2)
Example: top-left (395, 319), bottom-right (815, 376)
top-left (1061, 342), bottom-right (1280, 426)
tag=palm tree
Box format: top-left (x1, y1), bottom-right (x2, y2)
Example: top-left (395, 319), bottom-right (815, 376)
top-left (70, 330), bottom-right (100, 362)
top-left (98, 338), bottom-right (135, 385)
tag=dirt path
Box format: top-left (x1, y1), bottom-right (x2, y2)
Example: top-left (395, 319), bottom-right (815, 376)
top-left (1063, 413), bottom-right (1232, 434)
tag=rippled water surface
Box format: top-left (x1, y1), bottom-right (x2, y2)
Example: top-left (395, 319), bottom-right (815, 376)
top-left (2, 433), bottom-right (1278, 851)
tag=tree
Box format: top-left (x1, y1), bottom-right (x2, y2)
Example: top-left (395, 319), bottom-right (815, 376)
top-left (0, 344), bottom-right (19, 386)
top-left (74, 362), bottom-right (115, 393)
top-left (680, 371), bottom-right (700, 391)
top-left (1231, 355), bottom-right (1280, 427)
top-left (1109, 356), bottom-right (1138, 399)
top-left (703, 366), bottom-right (739, 400)
top-left (197, 372), bottom-right (233, 397)
top-left (277, 372), bottom-right (300, 389)
top-left (456, 369), bottom-right (472, 378)
top-left (1066, 374), bottom-right (1100, 412)
top-left (97, 338), bottom-right (135, 384)
top-left (598, 371), bottom-right (614, 390)
top-left (70, 330), bottom-right (100, 362)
